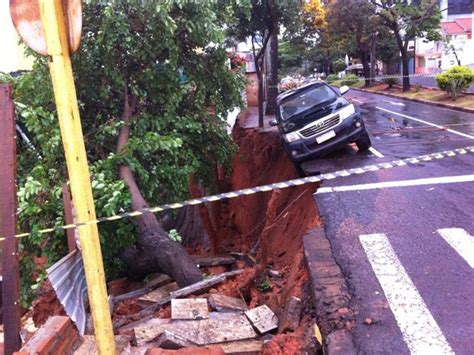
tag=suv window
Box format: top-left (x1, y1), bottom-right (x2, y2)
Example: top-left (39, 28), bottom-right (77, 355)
top-left (280, 84), bottom-right (337, 121)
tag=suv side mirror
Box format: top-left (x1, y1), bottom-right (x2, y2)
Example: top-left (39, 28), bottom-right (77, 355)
top-left (339, 85), bottom-right (350, 95)
top-left (269, 119), bottom-right (278, 127)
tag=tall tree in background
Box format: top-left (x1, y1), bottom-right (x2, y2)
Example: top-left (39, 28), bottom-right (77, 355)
top-left (327, 0), bottom-right (379, 86)
top-left (229, 0), bottom-right (300, 126)
top-left (371, 0), bottom-right (441, 91)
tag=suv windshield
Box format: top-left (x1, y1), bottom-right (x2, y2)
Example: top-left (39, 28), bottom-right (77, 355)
top-left (280, 84), bottom-right (337, 120)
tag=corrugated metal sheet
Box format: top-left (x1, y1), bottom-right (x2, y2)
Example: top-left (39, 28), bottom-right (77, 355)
top-left (47, 250), bottom-right (87, 334)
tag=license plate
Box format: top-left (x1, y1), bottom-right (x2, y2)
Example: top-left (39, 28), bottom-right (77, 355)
top-left (316, 130), bottom-right (336, 144)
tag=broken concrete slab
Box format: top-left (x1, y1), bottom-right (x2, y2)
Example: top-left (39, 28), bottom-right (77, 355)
top-left (278, 296), bottom-right (302, 333)
top-left (244, 305), bottom-right (278, 334)
top-left (209, 294), bottom-right (248, 312)
top-left (134, 312), bottom-right (257, 347)
top-left (171, 298), bottom-right (209, 320)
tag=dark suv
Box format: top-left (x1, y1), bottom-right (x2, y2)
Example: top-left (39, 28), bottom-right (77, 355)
top-left (270, 81), bottom-right (371, 172)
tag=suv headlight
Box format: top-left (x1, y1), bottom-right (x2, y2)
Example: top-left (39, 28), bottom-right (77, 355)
top-left (283, 131), bottom-right (300, 143)
top-left (339, 104), bottom-right (355, 120)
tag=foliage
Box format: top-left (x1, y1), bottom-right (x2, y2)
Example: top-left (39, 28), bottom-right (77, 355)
top-left (341, 74), bottom-right (360, 87)
top-left (259, 277), bottom-right (272, 292)
top-left (373, 0), bottom-right (441, 90)
top-left (332, 59), bottom-right (346, 73)
top-left (167, 229), bottom-right (183, 243)
top-left (279, 41), bottom-right (305, 76)
top-left (384, 77), bottom-right (399, 88)
top-left (436, 66), bottom-right (474, 100)
top-left (6, 1), bottom-right (244, 306)
top-left (376, 32), bottom-right (400, 66)
top-left (326, 74), bottom-right (339, 83)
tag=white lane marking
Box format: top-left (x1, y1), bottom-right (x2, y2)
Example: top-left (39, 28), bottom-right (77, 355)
top-left (359, 234), bottom-right (454, 354)
top-left (315, 174), bottom-right (474, 194)
top-left (437, 228), bottom-right (474, 268)
top-left (352, 98), bottom-right (364, 104)
top-left (383, 99), bottom-right (406, 107)
top-left (368, 146), bottom-right (385, 158)
top-left (377, 107), bottom-right (474, 140)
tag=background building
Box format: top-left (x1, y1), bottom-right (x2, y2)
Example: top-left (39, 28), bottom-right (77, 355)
top-left (415, 0), bottom-right (473, 73)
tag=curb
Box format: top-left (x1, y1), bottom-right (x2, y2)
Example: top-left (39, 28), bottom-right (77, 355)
top-left (352, 87), bottom-right (474, 114)
top-left (303, 227), bottom-right (357, 355)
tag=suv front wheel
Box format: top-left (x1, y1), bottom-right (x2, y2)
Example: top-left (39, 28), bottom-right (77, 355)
top-left (356, 131), bottom-right (371, 152)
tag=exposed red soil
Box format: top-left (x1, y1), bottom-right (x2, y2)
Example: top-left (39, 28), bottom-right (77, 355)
top-left (195, 115), bottom-right (322, 353)
top-left (30, 112), bottom-right (323, 353)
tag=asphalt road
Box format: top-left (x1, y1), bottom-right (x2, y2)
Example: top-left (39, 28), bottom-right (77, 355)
top-left (305, 90), bottom-right (474, 354)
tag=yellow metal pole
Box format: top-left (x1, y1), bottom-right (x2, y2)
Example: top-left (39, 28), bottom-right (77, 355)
top-left (38, 0), bottom-right (115, 353)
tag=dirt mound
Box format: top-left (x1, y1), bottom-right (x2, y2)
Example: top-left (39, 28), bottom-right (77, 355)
top-left (199, 116), bottom-right (322, 353)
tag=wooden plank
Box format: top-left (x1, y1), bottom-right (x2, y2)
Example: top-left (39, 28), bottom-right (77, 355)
top-left (62, 183), bottom-right (77, 252)
top-left (135, 313), bottom-right (257, 347)
top-left (73, 334), bottom-right (132, 354)
top-left (137, 282), bottom-right (179, 308)
top-left (154, 330), bottom-right (196, 349)
top-left (0, 83), bottom-right (21, 354)
top-left (169, 270), bottom-right (244, 300)
top-left (278, 296), bottom-right (302, 333)
top-left (192, 256), bottom-right (236, 267)
top-left (114, 274), bottom-right (171, 303)
top-left (136, 270), bottom-right (245, 318)
top-left (171, 298), bottom-right (209, 320)
top-left (220, 340), bottom-right (264, 355)
top-left (209, 294), bottom-right (248, 312)
top-left (244, 305), bottom-right (278, 334)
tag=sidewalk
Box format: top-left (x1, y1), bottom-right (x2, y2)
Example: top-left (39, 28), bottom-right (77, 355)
top-left (240, 106), bottom-right (276, 131)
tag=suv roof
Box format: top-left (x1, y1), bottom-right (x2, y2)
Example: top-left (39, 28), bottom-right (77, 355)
top-left (277, 79), bottom-right (326, 105)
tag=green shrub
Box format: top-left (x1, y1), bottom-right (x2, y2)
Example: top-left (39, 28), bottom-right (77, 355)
top-left (384, 77), bottom-right (399, 88)
top-left (436, 66), bottom-right (474, 100)
top-left (341, 74), bottom-right (360, 86)
top-left (326, 74), bottom-right (338, 83)
top-left (332, 58), bottom-right (346, 73)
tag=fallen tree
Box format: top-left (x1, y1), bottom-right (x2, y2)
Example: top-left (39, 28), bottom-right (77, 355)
top-left (10, 1), bottom-right (245, 302)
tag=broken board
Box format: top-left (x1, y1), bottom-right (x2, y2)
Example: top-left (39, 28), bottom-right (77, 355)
top-left (244, 305), bottom-right (278, 334)
top-left (134, 312), bottom-right (257, 346)
top-left (209, 294), bottom-right (248, 312)
top-left (171, 298), bottom-right (209, 320)
top-left (137, 282), bottom-right (179, 307)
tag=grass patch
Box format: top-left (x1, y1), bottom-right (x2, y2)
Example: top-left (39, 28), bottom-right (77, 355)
top-left (364, 83), bottom-right (474, 109)
top-left (331, 79), bottom-right (365, 88)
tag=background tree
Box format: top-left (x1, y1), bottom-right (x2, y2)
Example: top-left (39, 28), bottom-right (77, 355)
top-left (228, 0), bottom-right (300, 126)
top-left (6, 1), bottom-right (244, 305)
top-left (371, 0), bottom-right (441, 91)
top-left (327, 0), bottom-right (379, 86)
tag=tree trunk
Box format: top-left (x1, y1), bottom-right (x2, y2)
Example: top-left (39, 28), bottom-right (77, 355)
top-left (361, 50), bottom-right (371, 87)
top-left (265, 29), bottom-right (278, 115)
top-left (400, 48), bottom-right (410, 92)
top-left (370, 35), bottom-right (377, 85)
top-left (255, 56), bottom-right (265, 128)
top-left (118, 91), bottom-right (203, 287)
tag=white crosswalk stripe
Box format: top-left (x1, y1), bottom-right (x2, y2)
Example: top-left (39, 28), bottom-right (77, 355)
top-left (437, 228), bottom-right (474, 268)
top-left (360, 233), bottom-right (454, 354)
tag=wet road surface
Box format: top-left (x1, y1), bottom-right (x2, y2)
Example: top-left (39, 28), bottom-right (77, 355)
top-left (305, 89), bottom-right (474, 354)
